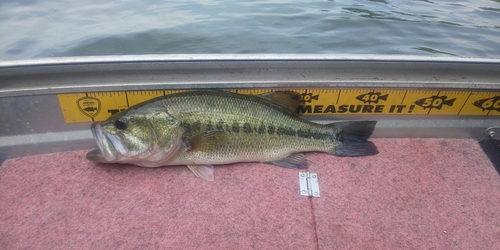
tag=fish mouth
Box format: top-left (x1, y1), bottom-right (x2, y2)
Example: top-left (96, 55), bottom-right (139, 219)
top-left (86, 123), bottom-right (121, 162)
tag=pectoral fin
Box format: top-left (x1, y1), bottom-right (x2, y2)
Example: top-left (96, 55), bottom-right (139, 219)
top-left (187, 165), bottom-right (214, 181)
top-left (268, 153), bottom-right (308, 169)
top-left (184, 130), bottom-right (225, 152)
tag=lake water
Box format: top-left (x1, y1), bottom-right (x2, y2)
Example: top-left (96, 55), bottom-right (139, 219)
top-left (1, 0), bottom-right (500, 60)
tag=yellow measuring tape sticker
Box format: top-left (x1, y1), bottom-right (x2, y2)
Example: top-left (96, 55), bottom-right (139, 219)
top-left (57, 89), bottom-right (500, 123)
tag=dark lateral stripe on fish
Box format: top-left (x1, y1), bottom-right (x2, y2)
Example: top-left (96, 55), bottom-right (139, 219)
top-left (216, 119), bottom-right (224, 130)
top-left (232, 122), bottom-right (240, 133)
top-left (192, 121), bottom-right (202, 131)
top-left (258, 124), bottom-right (266, 134)
top-left (243, 123), bottom-right (253, 133)
top-left (267, 124), bottom-right (275, 134)
top-left (297, 129), bottom-right (329, 140)
top-left (277, 127), bottom-right (296, 136)
top-left (206, 120), bottom-right (214, 131)
top-left (183, 120), bottom-right (331, 140)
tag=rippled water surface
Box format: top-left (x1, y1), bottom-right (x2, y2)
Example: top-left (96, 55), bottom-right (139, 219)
top-left (1, 0), bottom-right (499, 60)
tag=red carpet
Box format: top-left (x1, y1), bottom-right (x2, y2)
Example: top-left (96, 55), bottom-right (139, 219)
top-left (1, 139), bottom-right (500, 249)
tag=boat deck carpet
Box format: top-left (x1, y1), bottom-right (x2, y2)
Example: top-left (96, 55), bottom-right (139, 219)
top-left (1, 138), bottom-right (500, 249)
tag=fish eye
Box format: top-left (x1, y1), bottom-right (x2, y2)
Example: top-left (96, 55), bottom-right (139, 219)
top-left (114, 118), bottom-right (127, 130)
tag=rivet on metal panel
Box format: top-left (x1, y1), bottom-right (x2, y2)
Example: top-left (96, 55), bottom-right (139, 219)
top-left (484, 127), bottom-right (500, 141)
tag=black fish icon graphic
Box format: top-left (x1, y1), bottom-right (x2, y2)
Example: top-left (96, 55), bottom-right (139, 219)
top-left (356, 91), bottom-right (388, 104)
top-left (414, 95), bottom-right (456, 110)
top-left (298, 93), bottom-right (319, 103)
top-left (472, 96), bottom-right (500, 112)
top-left (83, 107), bottom-right (98, 112)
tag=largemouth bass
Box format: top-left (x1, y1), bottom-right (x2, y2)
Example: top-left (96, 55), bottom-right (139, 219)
top-left (87, 91), bottom-right (378, 181)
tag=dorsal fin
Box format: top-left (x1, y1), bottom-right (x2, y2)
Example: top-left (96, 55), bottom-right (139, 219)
top-left (257, 91), bottom-right (302, 115)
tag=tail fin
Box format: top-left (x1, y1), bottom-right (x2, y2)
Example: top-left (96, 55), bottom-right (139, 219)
top-left (330, 121), bottom-right (378, 156)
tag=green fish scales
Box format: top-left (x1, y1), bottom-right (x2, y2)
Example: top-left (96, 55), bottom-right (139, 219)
top-left (162, 91), bottom-right (338, 165)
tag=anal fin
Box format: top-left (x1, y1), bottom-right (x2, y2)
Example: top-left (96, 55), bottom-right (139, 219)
top-left (268, 153), bottom-right (308, 169)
